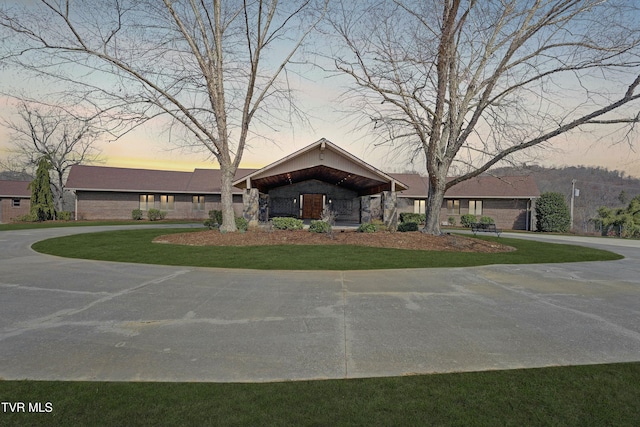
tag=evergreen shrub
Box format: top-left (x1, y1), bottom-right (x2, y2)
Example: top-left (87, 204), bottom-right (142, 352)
top-left (536, 192), bottom-right (571, 232)
top-left (309, 220), bottom-right (331, 233)
top-left (460, 214), bottom-right (477, 227)
top-left (398, 222), bottom-right (419, 232)
top-left (271, 217), bottom-right (304, 230)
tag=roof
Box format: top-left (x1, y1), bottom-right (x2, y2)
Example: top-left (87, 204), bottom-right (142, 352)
top-left (445, 175), bottom-right (540, 198)
top-left (389, 173), bottom-right (430, 197)
top-left (233, 138), bottom-right (408, 195)
top-left (66, 165), bottom-right (256, 194)
top-left (0, 180), bottom-right (31, 198)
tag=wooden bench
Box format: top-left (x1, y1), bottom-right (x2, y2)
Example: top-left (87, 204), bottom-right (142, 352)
top-left (471, 222), bottom-right (502, 236)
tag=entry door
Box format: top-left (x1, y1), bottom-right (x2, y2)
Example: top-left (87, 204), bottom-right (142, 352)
top-left (302, 194), bottom-right (323, 219)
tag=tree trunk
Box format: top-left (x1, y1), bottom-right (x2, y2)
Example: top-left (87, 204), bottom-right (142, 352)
top-left (219, 164), bottom-right (238, 233)
top-left (54, 170), bottom-right (65, 213)
top-left (422, 179), bottom-right (446, 235)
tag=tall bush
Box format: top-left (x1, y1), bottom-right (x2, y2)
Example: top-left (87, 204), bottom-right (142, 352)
top-left (29, 158), bottom-right (55, 221)
top-left (536, 192), bottom-right (571, 232)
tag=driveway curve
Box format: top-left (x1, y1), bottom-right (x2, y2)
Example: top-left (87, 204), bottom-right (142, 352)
top-left (1, 225), bottom-right (639, 382)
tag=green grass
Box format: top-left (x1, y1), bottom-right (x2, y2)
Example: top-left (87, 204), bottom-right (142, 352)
top-left (1, 363), bottom-right (639, 426)
top-left (30, 228), bottom-right (623, 270)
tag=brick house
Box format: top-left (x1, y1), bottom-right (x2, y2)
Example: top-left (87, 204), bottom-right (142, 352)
top-left (0, 180), bottom-right (31, 223)
top-left (66, 138), bottom-right (539, 229)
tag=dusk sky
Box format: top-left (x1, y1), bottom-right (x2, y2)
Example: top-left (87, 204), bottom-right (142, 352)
top-left (1, 1), bottom-right (639, 179)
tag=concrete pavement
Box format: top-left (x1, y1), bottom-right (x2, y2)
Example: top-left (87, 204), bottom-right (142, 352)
top-left (1, 225), bottom-right (639, 382)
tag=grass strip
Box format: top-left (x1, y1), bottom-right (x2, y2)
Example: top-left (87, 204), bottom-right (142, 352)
top-left (30, 228), bottom-right (623, 270)
top-left (1, 363), bottom-right (639, 426)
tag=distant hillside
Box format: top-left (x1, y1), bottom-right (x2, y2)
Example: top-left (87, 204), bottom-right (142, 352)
top-left (0, 170), bottom-right (33, 181)
top-left (488, 165), bottom-right (640, 232)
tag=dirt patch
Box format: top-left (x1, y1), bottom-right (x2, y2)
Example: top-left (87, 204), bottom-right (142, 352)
top-left (154, 229), bottom-right (514, 253)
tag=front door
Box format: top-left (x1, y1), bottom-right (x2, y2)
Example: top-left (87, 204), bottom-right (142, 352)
top-left (302, 194), bottom-right (323, 219)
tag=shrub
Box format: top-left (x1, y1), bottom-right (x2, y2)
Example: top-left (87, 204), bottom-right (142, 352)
top-left (536, 192), bottom-right (571, 232)
top-left (56, 211), bottom-right (72, 221)
top-left (398, 222), bottom-right (419, 232)
top-left (14, 213), bottom-right (36, 222)
top-left (235, 216), bottom-right (249, 232)
top-left (271, 217), bottom-right (304, 230)
top-left (309, 220), bottom-right (331, 233)
top-left (460, 214), bottom-right (477, 228)
top-left (447, 216), bottom-right (456, 226)
top-left (208, 210), bottom-right (223, 225)
top-left (204, 210), bottom-right (222, 229)
top-left (357, 223), bottom-right (377, 233)
top-left (400, 212), bottom-right (425, 224)
top-left (147, 209), bottom-right (166, 221)
top-left (131, 209), bottom-right (143, 220)
top-left (371, 219), bottom-right (387, 231)
top-left (480, 216), bottom-right (494, 224)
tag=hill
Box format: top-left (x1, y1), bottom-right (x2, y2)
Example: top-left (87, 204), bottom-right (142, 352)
top-left (488, 165), bottom-right (640, 232)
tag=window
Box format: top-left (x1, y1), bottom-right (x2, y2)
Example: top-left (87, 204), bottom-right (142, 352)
top-left (469, 200), bottom-right (483, 216)
top-left (413, 199), bottom-right (425, 214)
top-left (193, 195), bottom-right (205, 211)
top-left (140, 194), bottom-right (154, 210)
top-left (446, 199), bottom-right (460, 214)
top-left (12, 199), bottom-right (21, 207)
top-left (160, 195), bottom-right (174, 210)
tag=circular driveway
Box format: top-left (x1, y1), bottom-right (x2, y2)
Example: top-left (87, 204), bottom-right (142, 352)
top-left (1, 226), bottom-right (639, 382)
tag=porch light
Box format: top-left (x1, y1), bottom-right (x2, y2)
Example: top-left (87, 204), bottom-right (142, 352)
top-left (293, 198), bottom-right (297, 204)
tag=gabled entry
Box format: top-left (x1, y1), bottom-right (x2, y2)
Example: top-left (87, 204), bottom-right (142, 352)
top-left (234, 138), bottom-right (407, 227)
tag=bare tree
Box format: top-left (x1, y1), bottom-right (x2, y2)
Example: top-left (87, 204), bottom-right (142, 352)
top-left (329, 0), bottom-right (640, 234)
top-left (2, 101), bottom-right (102, 213)
top-left (0, 0), bottom-right (326, 231)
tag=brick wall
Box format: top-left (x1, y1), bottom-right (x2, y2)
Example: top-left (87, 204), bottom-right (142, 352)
top-left (441, 198), bottom-right (531, 230)
top-left (75, 191), bottom-right (245, 220)
top-left (0, 198), bottom-right (31, 223)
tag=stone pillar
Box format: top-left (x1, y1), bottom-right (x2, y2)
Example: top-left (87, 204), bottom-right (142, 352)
top-left (382, 191), bottom-right (398, 231)
top-left (360, 195), bottom-right (371, 224)
top-left (243, 188), bottom-right (259, 226)
top-left (259, 193), bottom-right (269, 223)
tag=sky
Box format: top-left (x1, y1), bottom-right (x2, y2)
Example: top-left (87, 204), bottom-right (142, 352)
top-left (1, 1), bottom-right (639, 179)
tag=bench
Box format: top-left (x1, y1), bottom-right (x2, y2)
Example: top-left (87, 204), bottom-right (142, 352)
top-left (471, 222), bottom-right (502, 236)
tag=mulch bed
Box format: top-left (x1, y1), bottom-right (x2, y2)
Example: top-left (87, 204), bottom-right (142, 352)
top-left (154, 229), bottom-right (515, 253)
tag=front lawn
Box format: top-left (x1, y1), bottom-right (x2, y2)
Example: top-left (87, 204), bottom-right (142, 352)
top-left (1, 363), bottom-right (639, 426)
top-left (30, 228), bottom-right (623, 270)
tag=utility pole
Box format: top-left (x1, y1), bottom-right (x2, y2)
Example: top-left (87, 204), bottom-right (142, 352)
top-left (570, 179), bottom-right (578, 231)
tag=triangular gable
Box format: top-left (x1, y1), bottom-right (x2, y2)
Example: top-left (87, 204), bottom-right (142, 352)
top-left (233, 138), bottom-right (407, 192)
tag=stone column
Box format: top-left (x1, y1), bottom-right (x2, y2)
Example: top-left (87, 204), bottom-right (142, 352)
top-left (243, 188), bottom-right (259, 226)
top-left (259, 193), bottom-right (269, 222)
top-left (382, 191), bottom-right (398, 231)
top-left (360, 195), bottom-right (371, 224)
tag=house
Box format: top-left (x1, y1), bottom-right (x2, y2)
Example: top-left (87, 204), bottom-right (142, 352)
top-left (65, 138), bottom-right (539, 229)
top-left (0, 180), bottom-right (31, 223)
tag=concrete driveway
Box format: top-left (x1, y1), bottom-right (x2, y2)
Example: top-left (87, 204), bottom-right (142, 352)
top-left (1, 226), bottom-right (639, 382)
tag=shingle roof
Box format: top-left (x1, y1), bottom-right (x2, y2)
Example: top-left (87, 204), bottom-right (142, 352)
top-left (389, 173), bottom-right (429, 197)
top-left (445, 175), bottom-right (539, 198)
top-left (66, 165), bottom-right (256, 194)
top-left (0, 180), bottom-right (31, 198)
top-left (65, 165), bottom-right (538, 199)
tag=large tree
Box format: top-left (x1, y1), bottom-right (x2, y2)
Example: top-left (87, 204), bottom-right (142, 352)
top-left (329, 0), bottom-right (640, 234)
top-left (2, 101), bottom-right (102, 212)
top-left (0, 0), bottom-right (325, 232)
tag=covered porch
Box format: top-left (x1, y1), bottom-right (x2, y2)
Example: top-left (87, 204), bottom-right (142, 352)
top-left (233, 139), bottom-right (407, 229)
